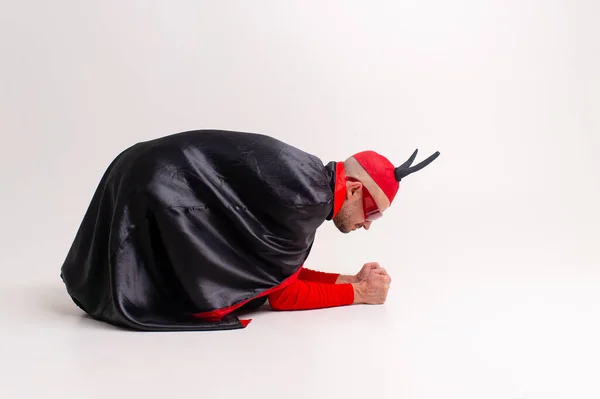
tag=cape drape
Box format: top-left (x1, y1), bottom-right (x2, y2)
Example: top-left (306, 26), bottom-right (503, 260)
top-left (60, 130), bottom-right (337, 331)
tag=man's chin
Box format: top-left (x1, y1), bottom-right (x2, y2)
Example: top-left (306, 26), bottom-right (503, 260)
top-left (333, 216), bottom-right (351, 234)
top-left (334, 223), bottom-right (351, 234)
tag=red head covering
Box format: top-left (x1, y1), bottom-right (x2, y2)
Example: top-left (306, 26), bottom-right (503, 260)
top-left (343, 149), bottom-right (440, 214)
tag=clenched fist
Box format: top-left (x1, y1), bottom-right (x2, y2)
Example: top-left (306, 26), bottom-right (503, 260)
top-left (352, 266), bottom-right (391, 304)
top-left (355, 262), bottom-right (382, 282)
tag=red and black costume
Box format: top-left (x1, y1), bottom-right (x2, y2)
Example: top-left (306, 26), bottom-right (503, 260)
top-left (60, 129), bottom-right (439, 331)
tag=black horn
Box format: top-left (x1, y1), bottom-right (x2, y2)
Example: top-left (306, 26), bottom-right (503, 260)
top-left (394, 150), bottom-right (440, 181)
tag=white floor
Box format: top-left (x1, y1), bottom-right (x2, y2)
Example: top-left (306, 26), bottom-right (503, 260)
top-left (2, 269), bottom-right (599, 399)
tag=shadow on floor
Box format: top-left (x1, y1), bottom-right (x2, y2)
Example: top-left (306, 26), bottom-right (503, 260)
top-left (32, 283), bottom-right (128, 331)
top-left (31, 282), bottom-right (274, 331)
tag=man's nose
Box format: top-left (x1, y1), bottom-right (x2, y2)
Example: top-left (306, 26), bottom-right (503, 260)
top-left (363, 221), bottom-right (372, 230)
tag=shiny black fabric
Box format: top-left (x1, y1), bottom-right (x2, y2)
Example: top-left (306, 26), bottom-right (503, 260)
top-left (60, 130), bottom-right (337, 331)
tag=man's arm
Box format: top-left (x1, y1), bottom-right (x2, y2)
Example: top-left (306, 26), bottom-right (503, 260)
top-left (298, 267), bottom-right (358, 284)
top-left (335, 274), bottom-right (359, 284)
top-left (267, 278), bottom-right (356, 310)
top-left (268, 267), bottom-right (391, 310)
top-left (299, 262), bottom-right (384, 285)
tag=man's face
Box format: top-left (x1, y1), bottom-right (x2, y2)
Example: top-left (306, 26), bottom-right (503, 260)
top-left (332, 181), bottom-right (374, 233)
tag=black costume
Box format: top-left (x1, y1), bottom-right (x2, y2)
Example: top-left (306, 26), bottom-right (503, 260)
top-left (60, 130), bottom-right (339, 331)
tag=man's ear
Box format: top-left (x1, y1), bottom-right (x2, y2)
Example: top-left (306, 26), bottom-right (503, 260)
top-left (346, 180), bottom-right (363, 197)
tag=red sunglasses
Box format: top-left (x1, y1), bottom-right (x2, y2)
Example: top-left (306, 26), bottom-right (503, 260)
top-left (347, 178), bottom-right (383, 221)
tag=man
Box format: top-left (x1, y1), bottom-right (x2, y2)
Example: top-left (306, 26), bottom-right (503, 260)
top-left (60, 129), bottom-right (439, 331)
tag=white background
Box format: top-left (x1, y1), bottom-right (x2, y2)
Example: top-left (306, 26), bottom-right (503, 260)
top-left (1, 1), bottom-right (599, 398)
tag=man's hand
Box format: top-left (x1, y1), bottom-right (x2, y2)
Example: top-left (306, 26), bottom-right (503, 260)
top-left (352, 267), bottom-right (391, 305)
top-left (335, 262), bottom-right (383, 284)
top-left (356, 262), bottom-right (382, 282)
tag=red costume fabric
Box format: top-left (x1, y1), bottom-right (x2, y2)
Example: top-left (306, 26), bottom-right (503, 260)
top-left (191, 266), bottom-right (354, 325)
top-left (267, 267), bottom-right (354, 310)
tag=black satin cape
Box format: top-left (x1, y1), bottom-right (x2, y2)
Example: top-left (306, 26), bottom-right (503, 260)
top-left (60, 130), bottom-right (337, 331)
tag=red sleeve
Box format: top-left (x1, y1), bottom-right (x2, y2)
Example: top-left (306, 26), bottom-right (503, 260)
top-left (267, 278), bottom-right (354, 311)
top-left (297, 267), bottom-right (340, 284)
